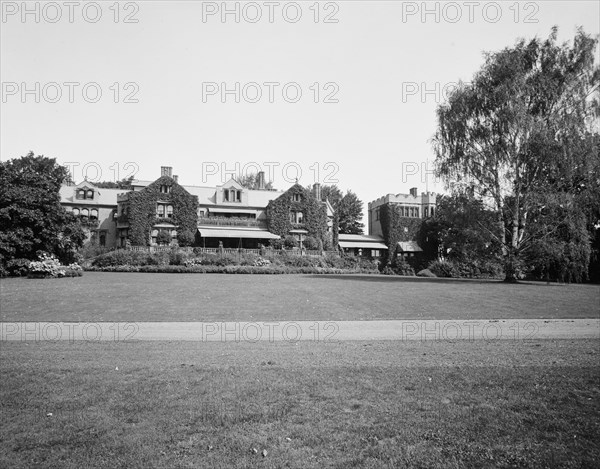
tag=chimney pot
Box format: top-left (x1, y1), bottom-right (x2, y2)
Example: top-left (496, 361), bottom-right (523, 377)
top-left (257, 171), bottom-right (265, 190)
top-left (409, 187), bottom-right (418, 197)
top-left (173, 175), bottom-right (178, 183)
top-left (161, 166), bottom-right (173, 178)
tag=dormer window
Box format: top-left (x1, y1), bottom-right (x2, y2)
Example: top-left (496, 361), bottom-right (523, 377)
top-left (75, 188), bottom-right (94, 200)
top-left (224, 188), bottom-right (242, 202)
top-left (160, 185), bottom-right (171, 194)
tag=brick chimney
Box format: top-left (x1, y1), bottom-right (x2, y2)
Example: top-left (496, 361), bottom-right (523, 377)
top-left (161, 166), bottom-right (173, 178)
top-left (257, 171), bottom-right (265, 190)
top-left (173, 175), bottom-right (178, 183)
top-left (409, 187), bottom-right (418, 197)
top-left (313, 183), bottom-right (322, 201)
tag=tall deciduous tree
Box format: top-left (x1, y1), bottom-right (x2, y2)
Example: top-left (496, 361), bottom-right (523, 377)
top-left (320, 185), bottom-right (343, 208)
top-left (338, 190), bottom-right (365, 234)
top-left (433, 28), bottom-right (599, 281)
top-left (237, 173), bottom-right (274, 190)
top-left (0, 152), bottom-right (85, 273)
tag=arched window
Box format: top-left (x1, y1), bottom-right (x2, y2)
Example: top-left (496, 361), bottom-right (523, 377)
top-left (72, 208), bottom-right (80, 216)
top-left (424, 207), bottom-right (429, 217)
top-left (415, 208), bottom-right (419, 218)
top-left (166, 205), bottom-right (173, 218)
top-left (76, 190), bottom-right (85, 200)
top-left (236, 190), bottom-right (241, 202)
top-left (90, 209), bottom-right (98, 220)
top-left (86, 190), bottom-right (94, 199)
top-left (157, 204), bottom-right (165, 217)
top-left (99, 233), bottom-right (106, 247)
top-left (81, 208), bottom-right (89, 217)
top-left (431, 207), bottom-right (435, 217)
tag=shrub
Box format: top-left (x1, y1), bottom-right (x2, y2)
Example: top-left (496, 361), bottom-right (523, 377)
top-left (270, 239), bottom-right (284, 250)
top-left (156, 231), bottom-right (172, 245)
top-left (6, 258), bottom-right (31, 277)
top-left (283, 235), bottom-right (298, 249)
top-left (391, 258), bottom-right (415, 276)
top-left (303, 236), bottom-right (321, 251)
top-left (27, 253), bottom-right (83, 278)
top-left (417, 268), bottom-right (436, 277)
top-left (428, 259), bottom-right (459, 278)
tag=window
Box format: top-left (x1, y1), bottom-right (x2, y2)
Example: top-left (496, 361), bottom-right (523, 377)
top-left (290, 211), bottom-right (303, 224)
top-left (76, 190), bottom-right (85, 200)
top-left (292, 193), bottom-right (301, 202)
top-left (166, 205), bottom-right (173, 218)
top-left (90, 209), bottom-right (98, 220)
top-left (72, 208), bottom-right (80, 216)
top-left (430, 207), bottom-right (435, 217)
top-left (160, 185), bottom-right (171, 194)
top-left (415, 208), bottom-right (419, 218)
top-left (157, 204), bottom-right (165, 217)
top-left (372, 249), bottom-right (380, 257)
top-left (99, 233), bottom-right (106, 247)
top-left (86, 190), bottom-right (94, 199)
top-left (424, 207), bottom-right (429, 217)
top-left (236, 190), bottom-right (241, 202)
top-left (375, 208), bottom-right (380, 221)
top-left (224, 190), bottom-right (229, 202)
top-left (81, 208), bottom-right (89, 217)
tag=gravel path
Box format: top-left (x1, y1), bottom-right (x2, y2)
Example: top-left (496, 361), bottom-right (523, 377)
top-left (1, 319), bottom-right (598, 342)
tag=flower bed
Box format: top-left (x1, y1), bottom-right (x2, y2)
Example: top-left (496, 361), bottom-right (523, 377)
top-left (28, 253), bottom-right (83, 278)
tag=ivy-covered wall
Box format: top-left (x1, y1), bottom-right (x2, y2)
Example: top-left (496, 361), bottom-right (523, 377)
top-left (266, 184), bottom-right (328, 247)
top-left (380, 203), bottom-right (424, 263)
top-left (128, 176), bottom-right (198, 246)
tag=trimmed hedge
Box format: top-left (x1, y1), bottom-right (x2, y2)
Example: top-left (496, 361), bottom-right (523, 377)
top-left (90, 249), bottom-right (381, 273)
top-left (84, 265), bottom-right (380, 275)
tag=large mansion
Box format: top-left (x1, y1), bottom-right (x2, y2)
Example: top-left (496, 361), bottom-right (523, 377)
top-left (60, 167), bottom-right (436, 259)
top-left (61, 167), bottom-right (334, 250)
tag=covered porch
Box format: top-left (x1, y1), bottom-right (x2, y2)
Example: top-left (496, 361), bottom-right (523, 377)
top-left (196, 226), bottom-right (280, 249)
top-left (338, 234), bottom-right (388, 258)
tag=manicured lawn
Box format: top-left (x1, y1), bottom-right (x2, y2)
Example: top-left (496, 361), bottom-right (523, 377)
top-left (1, 272), bottom-right (598, 322)
top-left (1, 339), bottom-right (598, 468)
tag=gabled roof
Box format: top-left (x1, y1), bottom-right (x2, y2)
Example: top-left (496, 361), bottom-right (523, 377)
top-left (60, 182), bottom-right (122, 206)
top-left (128, 179), bottom-right (284, 209)
top-left (219, 178), bottom-right (244, 190)
top-left (397, 241), bottom-right (423, 252)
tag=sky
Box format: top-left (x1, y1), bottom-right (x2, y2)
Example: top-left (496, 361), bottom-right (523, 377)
top-left (1, 0), bottom-right (599, 208)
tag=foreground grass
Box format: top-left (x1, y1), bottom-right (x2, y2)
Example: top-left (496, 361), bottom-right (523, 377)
top-left (1, 272), bottom-right (598, 322)
top-left (1, 340), bottom-right (599, 468)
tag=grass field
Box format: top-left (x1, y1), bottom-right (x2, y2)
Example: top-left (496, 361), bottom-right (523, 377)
top-left (2, 273), bottom-right (598, 467)
top-left (1, 272), bottom-right (598, 322)
top-left (1, 339), bottom-right (599, 468)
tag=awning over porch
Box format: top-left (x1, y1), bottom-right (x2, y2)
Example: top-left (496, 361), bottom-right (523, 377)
top-left (197, 228), bottom-right (280, 239)
top-left (338, 241), bottom-right (388, 250)
top-left (208, 207), bottom-right (258, 215)
top-left (338, 234), bottom-right (388, 250)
